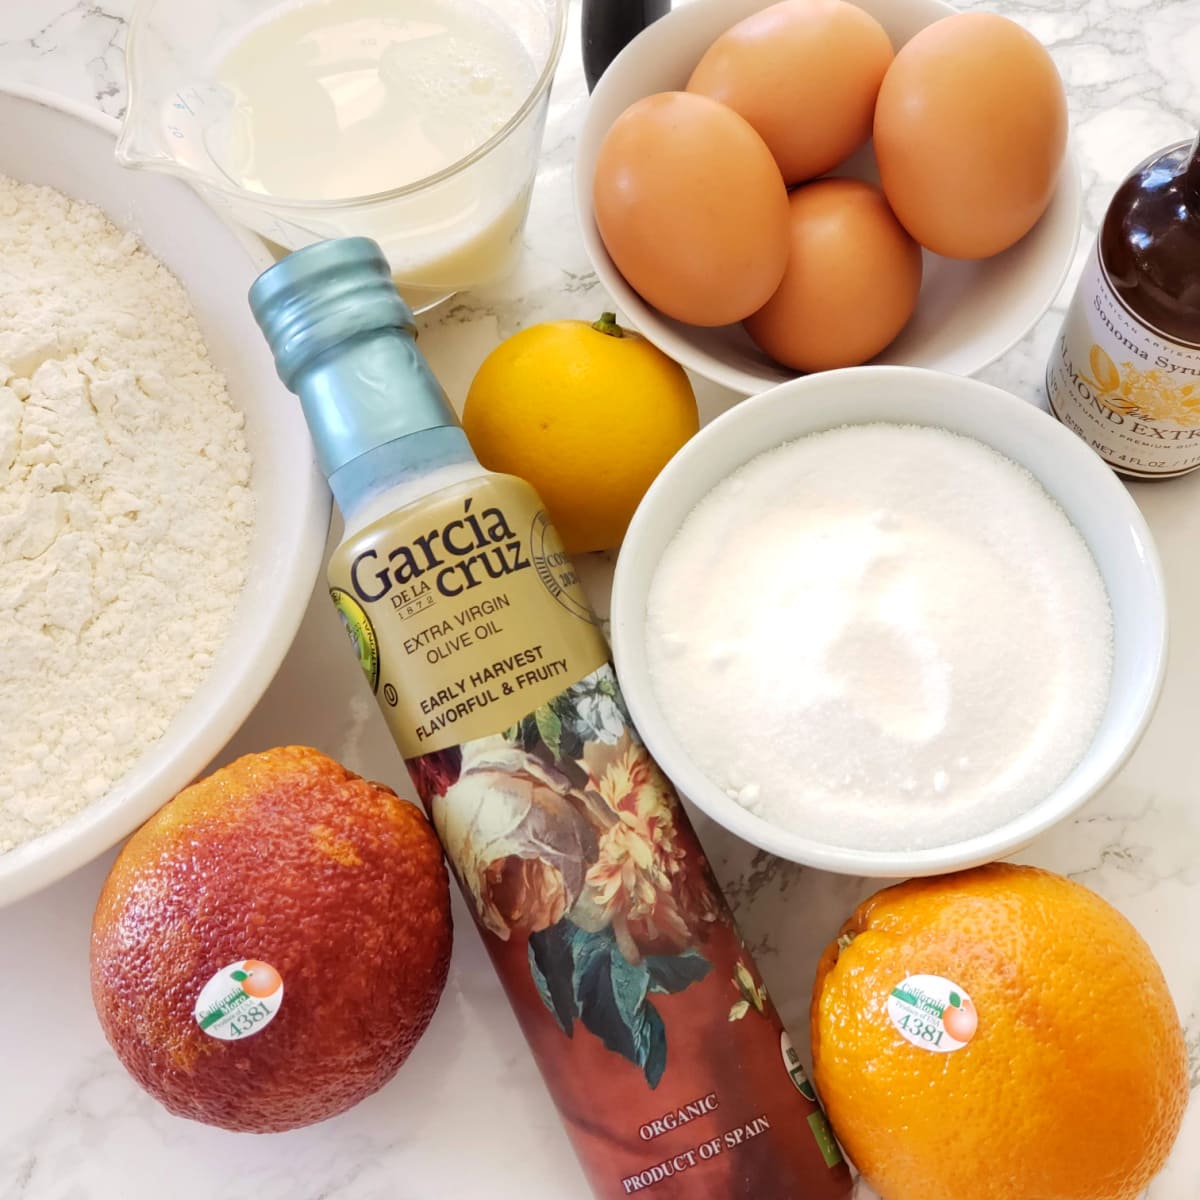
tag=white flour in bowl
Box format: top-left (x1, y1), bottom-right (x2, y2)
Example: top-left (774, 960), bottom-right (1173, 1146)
top-left (0, 175), bottom-right (254, 852)
top-left (645, 423), bottom-right (1113, 852)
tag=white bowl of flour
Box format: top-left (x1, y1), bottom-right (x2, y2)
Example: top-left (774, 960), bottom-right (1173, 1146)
top-left (0, 87), bottom-right (329, 905)
top-left (611, 366), bottom-right (1167, 877)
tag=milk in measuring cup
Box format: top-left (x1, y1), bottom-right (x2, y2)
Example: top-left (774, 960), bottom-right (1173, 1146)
top-left (214, 0), bottom-right (539, 293)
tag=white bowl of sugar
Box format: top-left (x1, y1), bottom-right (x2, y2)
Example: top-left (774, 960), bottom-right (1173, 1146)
top-left (610, 366), bottom-right (1167, 877)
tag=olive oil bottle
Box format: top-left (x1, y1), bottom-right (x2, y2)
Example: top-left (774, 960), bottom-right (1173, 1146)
top-left (249, 238), bottom-right (852, 1200)
top-left (1047, 133), bottom-right (1200, 476)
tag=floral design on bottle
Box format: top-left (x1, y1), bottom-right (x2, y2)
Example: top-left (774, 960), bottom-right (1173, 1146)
top-left (728, 960), bottom-right (769, 1022)
top-left (410, 664), bottom-right (726, 1086)
top-left (1082, 344), bottom-right (1200, 427)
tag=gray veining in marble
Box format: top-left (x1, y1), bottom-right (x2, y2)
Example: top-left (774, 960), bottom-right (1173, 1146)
top-left (0, 1), bottom-right (1197, 1197)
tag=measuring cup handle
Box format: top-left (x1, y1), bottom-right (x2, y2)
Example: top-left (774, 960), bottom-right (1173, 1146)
top-left (581, 0), bottom-right (672, 94)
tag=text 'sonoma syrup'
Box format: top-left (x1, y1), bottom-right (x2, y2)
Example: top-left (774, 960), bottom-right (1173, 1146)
top-left (250, 237), bottom-right (852, 1199)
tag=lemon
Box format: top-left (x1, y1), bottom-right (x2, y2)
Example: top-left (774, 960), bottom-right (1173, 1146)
top-left (462, 313), bottom-right (699, 554)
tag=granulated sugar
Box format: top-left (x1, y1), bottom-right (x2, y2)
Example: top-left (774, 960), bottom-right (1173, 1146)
top-left (0, 176), bottom-right (254, 852)
top-left (645, 424), bottom-right (1113, 852)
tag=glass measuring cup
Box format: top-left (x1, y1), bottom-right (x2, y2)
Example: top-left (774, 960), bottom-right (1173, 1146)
top-left (118, 0), bottom-right (567, 312)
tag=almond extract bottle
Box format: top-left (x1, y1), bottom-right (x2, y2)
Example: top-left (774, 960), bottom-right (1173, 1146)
top-left (249, 237), bottom-right (851, 1199)
top-left (1047, 133), bottom-right (1200, 476)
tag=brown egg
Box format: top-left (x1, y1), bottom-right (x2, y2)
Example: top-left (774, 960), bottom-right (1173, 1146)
top-left (874, 12), bottom-right (1068, 259)
top-left (592, 91), bottom-right (790, 327)
top-left (687, 0), bottom-right (893, 185)
top-left (743, 179), bottom-right (922, 372)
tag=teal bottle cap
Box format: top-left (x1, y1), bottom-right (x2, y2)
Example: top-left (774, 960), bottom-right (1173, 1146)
top-left (249, 237), bottom-right (413, 386)
top-left (249, 237), bottom-right (459, 479)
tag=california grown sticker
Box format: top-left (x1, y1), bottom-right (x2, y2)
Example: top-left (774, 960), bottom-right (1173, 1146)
top-left (887, 973), bottom-right (978, 1053)
top-left (194, 959), bottom-right (284, 1041)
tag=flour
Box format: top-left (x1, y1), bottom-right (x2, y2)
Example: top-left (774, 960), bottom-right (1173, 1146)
top-left (645, 424), bottom-right (1114, 852)
top-left (0, 176), bottom-right (254, 852)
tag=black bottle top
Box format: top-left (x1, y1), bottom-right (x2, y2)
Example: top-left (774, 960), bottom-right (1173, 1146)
top-left (1099, 133), bottom-right (1200, 346)
top-left (581, 0), bottom-right (671, 92)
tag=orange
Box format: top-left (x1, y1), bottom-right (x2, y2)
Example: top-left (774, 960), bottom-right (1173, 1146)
top-left (91, 746), bottom-right (452, 1133)
top-left (462, 313), bottom-right (699, 554)
top-left (240, 960), bottom-right (283, 999)
top-left (940, 996), bottom-right (976, 1043)
top-left (811, 863), bottom-right (1187, 1200)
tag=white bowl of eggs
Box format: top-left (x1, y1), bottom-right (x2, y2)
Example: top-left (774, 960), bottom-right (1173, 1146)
top-left (574, 0), bottom-right (1082, 393)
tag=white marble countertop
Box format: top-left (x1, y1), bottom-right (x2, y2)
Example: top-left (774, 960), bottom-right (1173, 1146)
top-left (1, 1), bottom-right (1198, 1198)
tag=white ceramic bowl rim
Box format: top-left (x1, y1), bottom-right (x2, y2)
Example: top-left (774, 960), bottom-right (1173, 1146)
top-left (611, 366), bottom-right (1168, 877)
top-left (0, 84), bottom-right (330, 906)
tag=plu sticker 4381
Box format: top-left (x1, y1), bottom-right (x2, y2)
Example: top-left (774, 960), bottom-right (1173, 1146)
top-left (194, 959), bottom-right (284, 1041)
top-left (887, 974), bottom-right (978, 1053)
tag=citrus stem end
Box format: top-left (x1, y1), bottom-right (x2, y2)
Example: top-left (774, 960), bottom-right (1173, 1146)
top-left (592, 311), bottom-right (625, 338)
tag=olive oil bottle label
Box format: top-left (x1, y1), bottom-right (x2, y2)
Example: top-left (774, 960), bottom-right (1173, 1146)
top-left (1047, 243), bottom-right (1200, 477)
top-left (404, 659), bottom-right (847, 1200)
top-left (327, 475), bottom-right (608, 757)
top-left (327, 474), bottom-right (852, 1200)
